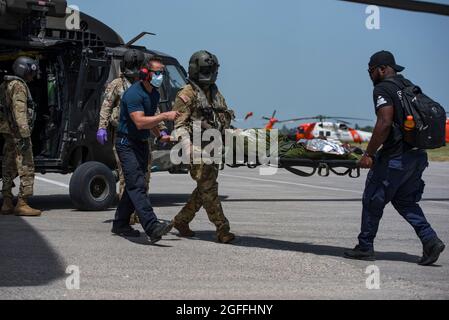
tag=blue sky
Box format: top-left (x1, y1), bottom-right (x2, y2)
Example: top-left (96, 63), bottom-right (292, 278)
top-left (72, 0), bottom-right (449, 128)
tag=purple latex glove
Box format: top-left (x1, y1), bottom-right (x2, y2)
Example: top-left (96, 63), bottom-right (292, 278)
top-left (96, 128), bottom-right (108, 145)
top-left (159, 130), bottom-right (169, 147)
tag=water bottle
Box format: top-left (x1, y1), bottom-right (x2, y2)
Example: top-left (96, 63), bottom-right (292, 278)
top-left (404, 115), bottom-right (416, 131)
top-left (403, 115), bottom-right (416, 144)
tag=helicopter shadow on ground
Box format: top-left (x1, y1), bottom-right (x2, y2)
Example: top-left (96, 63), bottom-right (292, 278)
top-left (26, 194), bottom-right (75, 211)
top-left (184, 231), bottom-right (422, 265)
top-left (0, 216), bottom-right (66, 287)
top-left (118, 234), bottom-right (178, 248)
top-left (14, 194), bottom-right (449, 211)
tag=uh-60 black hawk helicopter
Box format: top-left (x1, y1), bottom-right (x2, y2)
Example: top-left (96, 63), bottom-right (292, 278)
top-left (1, 0), bottom-right (448, 212)
top-left (0, 0), bottom-right (188, 211)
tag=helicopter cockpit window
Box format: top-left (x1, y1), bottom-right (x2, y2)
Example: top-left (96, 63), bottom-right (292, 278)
top-left (339, 124), bottom-right (349, 130)
top-left (165, 64), bottom-right (186, 90)
top-left (107, 59), bottom-right (122, 83)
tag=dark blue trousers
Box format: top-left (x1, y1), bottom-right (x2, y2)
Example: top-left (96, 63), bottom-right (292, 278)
top-left (113, 136), bottom-right (157, 235)
top-left (358, 149), bottom-right (437, 250)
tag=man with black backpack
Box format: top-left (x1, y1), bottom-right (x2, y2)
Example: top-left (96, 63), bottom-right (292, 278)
top-left (344, 51), bottom-right (446, 266)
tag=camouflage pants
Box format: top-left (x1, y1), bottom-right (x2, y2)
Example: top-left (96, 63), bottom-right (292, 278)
top-left (175, 164), bottom-right (230, 233)
top-left (113, 132), bottom-right (152, 198)
top-left (1, 134), bottom-right (35, 199)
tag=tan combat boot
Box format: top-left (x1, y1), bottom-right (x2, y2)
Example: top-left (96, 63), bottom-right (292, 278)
top-left (14, 198), bottom-right (42, 217)
top-left (1, 197), bottom-right (15, 215)
top-left (129, 213), bottom-right (139, 226)
top-left (172, 219), bottom-right (195, 237)
top-left (217, 231), bottom-right (235, 244)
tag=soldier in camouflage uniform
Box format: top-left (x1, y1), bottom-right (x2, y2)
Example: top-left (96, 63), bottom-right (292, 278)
top-left (0, 57), bottom-right (41, 216)
top-left (96, 50), bottom-right (169, 225)
top-left (171, 51), bottom-right (236, 244)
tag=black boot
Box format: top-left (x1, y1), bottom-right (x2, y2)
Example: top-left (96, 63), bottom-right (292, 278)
top-left (419, 237), bottom-right (445, 266)
top-left (344, 245), bottom-right (375, 261)
top-left (147, 221), bottom-right (173, 244)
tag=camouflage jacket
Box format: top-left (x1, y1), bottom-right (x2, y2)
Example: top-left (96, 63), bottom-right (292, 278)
top-left (98, 76), bottom-right (167, 131)
top-left (173, 81), bottom-right (235, 136)
top-left (98, 76), bottom-right (131, 129)
top-left (0, 79), bottom-right (32, 138)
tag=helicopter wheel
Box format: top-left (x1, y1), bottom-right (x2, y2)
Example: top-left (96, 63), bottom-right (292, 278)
top-left (69, 161), bottom-right (116, 211)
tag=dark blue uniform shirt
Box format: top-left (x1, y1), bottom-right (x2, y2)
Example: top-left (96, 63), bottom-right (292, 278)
top-left (373, 74), bottom-right (413, 158)
top-left (118, 81), bottom-right (160, 141)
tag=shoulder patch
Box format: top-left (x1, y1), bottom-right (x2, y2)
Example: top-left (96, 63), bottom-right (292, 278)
top-left (179, 94), bottom-right (190, 104)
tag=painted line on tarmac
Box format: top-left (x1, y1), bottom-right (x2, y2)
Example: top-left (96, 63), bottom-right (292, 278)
top-left (427, 201), bottom-right (449, 206)
top-left (220, 173), bottom-right (363, 195)
top-left (35, 177), bottom-right (69, 189)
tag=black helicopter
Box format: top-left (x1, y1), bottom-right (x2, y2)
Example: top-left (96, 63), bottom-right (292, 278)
top-left (0, 0), bottom-right (188, 210)
top-left (0, 0), bottom-right (448, 211)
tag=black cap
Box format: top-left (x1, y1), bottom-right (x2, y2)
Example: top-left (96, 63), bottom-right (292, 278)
top-left (369, 50), bottom-right (405, 72)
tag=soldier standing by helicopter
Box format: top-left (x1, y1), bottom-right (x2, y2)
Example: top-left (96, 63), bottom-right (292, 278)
top-left (171, 50), bottom-right (236, 244)
top-left (0, 56), bottom-right (41, 216)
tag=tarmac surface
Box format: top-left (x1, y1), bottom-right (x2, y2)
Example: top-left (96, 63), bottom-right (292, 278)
top-left (0, 162), bottom-right (448, 300)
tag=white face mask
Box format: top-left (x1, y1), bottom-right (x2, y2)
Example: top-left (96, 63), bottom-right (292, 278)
top-left (150, 73), bottom-right (164, 88)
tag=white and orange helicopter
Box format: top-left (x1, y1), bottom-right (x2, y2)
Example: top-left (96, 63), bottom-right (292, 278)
top-left (261, 111), bottom-right (373, 144)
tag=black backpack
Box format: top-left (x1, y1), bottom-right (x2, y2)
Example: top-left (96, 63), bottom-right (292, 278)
top-left (384, 77), bottom-right (447, 150)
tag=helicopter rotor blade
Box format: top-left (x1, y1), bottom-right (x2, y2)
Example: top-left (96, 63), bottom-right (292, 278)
top-left (324, 116), bottom-right (373, 121)
top-left (339, 0), bottom-right (449, 17)
top-left (276, 117), bottom-right (319, 124)
top-left (335, 119), bottom-right (352, 125)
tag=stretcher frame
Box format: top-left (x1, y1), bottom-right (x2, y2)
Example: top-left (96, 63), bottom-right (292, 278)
top-left (227, 158), bottom-right (361, 178)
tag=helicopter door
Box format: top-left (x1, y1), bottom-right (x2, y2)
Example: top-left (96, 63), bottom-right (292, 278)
top-left (337, 124), bottom-right (352, 142)
top-left (71, 52), bottom-right (111, 133)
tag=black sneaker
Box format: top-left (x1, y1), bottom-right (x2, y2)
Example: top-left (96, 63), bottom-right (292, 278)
top-left (344, 245), bottom-right (375, 261)
top-left (419, 237), bottom-right (446, 266)
top-left (111, 226), bottom-right (141, 238)
top-left (147, 221), bottom-right (173, 244)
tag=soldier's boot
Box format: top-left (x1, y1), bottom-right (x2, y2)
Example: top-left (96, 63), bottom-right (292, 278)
top-left (172, 219), bottom-right (195, 238)
top-left (1, 197), bottom-right (15, 215)
top-left (216, 223), bottom-right (235, 244)
top-left (14, 198), bottom-right (42, 217)
top-left (129, 213), bottom-right (140, 226)
top-left (217, 231), bottom-right (235, 244)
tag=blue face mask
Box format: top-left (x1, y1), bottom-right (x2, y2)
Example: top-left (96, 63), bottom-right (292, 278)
top-left (151, 73), bottom-right (164, 88)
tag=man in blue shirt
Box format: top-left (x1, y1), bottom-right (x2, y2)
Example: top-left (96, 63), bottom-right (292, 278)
top-left (112, 57), bottom-right (179, 244)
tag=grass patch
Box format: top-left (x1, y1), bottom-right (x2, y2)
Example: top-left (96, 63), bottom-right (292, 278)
top-left (427, 145), bottom-right (449, 162)
top-left (357, 143), bottom-right (449, 162)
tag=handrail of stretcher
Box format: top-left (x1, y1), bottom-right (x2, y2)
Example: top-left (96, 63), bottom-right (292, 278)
top-left (226, 158), bottom-right (362, 178)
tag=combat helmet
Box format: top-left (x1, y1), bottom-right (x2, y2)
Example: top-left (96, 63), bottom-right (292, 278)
top-left (122, 49), bottom-right (145, 79)
top-left (12, 56), bottom-right (39, 79)
top-left (188, 50), bottom-right (220, 86)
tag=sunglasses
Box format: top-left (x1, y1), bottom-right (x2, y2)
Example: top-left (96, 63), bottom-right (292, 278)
top-left (368, 66), bottom-right (378, 74)
top-left (149, 70), bottom-right (165, 76)
top-left (368, 65), bottom-right (388, 74)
